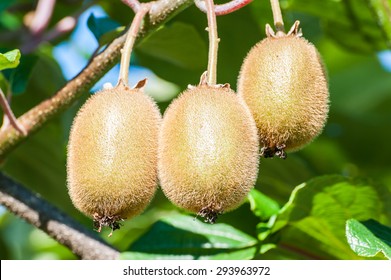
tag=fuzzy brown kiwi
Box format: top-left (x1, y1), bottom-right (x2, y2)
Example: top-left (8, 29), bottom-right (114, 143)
top-left (67, 83), bottom-right (161, 233)
top-left (158, 85), bottom-right (260, 223)
top-left (237, 26), bottom-right (329, 158)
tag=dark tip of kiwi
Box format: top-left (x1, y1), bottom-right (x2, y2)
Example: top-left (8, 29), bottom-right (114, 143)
top-left (261, 144), bottom-right (287, 159)
top-left (93, 213), bottom-right (124, 237)
top-left (197, 207), bottom-right (223, 224)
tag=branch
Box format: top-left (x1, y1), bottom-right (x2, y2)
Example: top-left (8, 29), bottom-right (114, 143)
top-left (195, 0), bottom-right (253, 16)
top-left (0, 0), bottom-right (193, 160)
top-left (0, 172), bottom-right (120, 260)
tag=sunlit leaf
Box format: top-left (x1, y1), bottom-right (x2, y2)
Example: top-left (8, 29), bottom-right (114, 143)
top-left (266, 175), bottom-right (391, 259)
top-left (121, 247), bottom-right (257, 260)
top-left (121, 214), bottom-right (258, 259)
top-left (346, 219), bottom-right (391, 259)
top-left (248, 189), bottom-right (280, 220)
top-left (0, 49), bottom-right (20, 71)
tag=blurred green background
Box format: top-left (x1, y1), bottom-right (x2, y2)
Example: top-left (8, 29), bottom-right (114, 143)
top-left (0, 0), bottom-right (390, 260)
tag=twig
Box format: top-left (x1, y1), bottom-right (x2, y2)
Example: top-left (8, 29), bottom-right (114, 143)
top-left (0, 88), bottom-right (27, 136)
top-left (195, 0), bottom-right (253, 16)
top-left (22, 16), bottom-right (77, 54)
top-left (0, 0), bottom-right (193, 160)
top-left (29, 0), bottom-right (56, 35)
top-left (205, 0), bottom-right (219, 85)
top-left (21, 1), bottom-right (91, 54)
top-left (270, 0), bottom-right (285, 34)
top-left (118, 4), bottom-right (151, 86)
top-left (121, 0), bottom-right (141, 13)
top-left (44, 16), bottom-right (77, 41)
top-left (0, 172), bottom-right (120, 260)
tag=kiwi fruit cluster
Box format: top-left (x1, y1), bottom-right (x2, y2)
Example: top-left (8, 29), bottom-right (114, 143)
top-left (67, 83), bottom-right (161, 234)
top-left (158, 85), bottom-right (260, 223)
top-left (238, 22), bottom-right (329, 158)
top-left (67, 12), bottom-right (329, 231)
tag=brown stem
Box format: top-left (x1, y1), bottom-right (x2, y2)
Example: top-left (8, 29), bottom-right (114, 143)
top-left (195, 0), bottom-right (253, 16)
top-left (121, 0), bottom-right (141, 13)
top-left (0, 0), bottom-right (193, 160)
top-left (0, 172), bottom-right (120, 259)
top-left (205, 0), bottom-right (219, 85)
top-left (270, 0), bottom-right (285, 34)
top-left (0, 88), bottom-right (27, 136)
top-left (118, 4), bottom-right (151, 86)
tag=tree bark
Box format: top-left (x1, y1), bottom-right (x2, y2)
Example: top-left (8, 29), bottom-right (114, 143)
top-left (0, 172), bottom-right (120, 259)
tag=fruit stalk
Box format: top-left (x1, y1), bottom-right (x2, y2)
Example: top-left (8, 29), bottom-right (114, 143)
top-left (0, 88), bottom-right (26, 136)
top-left (118, 3), bottom-right (150, 86)
top-left (195, 0), bottom-right (253, 16)
top-left (205, 0), bottom-right (219, 85)
top-left (270, 0), bottom-right (285, 34)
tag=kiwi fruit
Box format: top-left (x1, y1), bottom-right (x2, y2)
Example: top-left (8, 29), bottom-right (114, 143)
top-left (67, 83), bottom-right (161, 233)
top-left (158, 85), bottom-right (260, 223)
top-left (237, 23), bottom-right (329, 158)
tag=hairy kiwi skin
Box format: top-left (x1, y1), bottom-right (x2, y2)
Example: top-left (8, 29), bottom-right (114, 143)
top-left (67, 84), bottom-right (161, 227)
top-left (238, 35), bottom-right (329, 156)
top-left (158, 86), bottom-right (259, 222)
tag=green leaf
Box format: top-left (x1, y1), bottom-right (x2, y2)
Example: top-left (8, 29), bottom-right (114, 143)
top-left (0, 0), bottom-right (16, 13)
top-left (3, 54), bottom-right (38, 96)
top-left (346, 219), bottom-right (391, 259)
top-left (368, 0), bottom-right (391, 47)
top-left (135, 5), bottom-right (263, 89)
top-left (253, 154), bottom-right (316, 206)
top-left (248, 189), bottom-right (280, 220)
top-left (120, 247), bottom-right (257, 260)
top-left (136, 22), bottom-right (207, 70)
top-left (286, 0), bottom-right (391, 52)
top-left (121, 214), bottom-right (258, 259)
top-left (0, 72), bottom-right (8, 92)
top-left (267, 175), bottom-right (391, 259)
top-left (0, 49), bottom-right (20, 71)
top-left (98, 26), bottom-right (125, 47)
top-left (87, 13), bottom-right (122, 46)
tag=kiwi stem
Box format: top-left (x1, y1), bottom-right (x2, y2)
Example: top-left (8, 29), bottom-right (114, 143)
top-left (270, 0), bottom-right (285, 34)
top-left (121, 0), bottom-right (141, 13)
top-left (195, 0), bottom-right (253, 16)
top-left (0, 88), bottom-right (27, 136)
top-left (205, 0), bottom-right (219, 85)
top-left (118, 3), bottom-right (150, 87)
